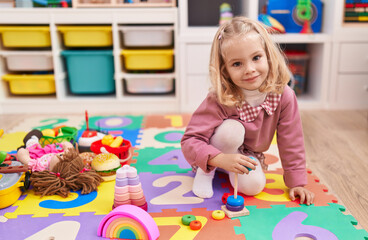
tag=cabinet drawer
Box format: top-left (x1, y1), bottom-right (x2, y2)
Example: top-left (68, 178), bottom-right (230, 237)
top-left (339, 43), bottom-right (368, 73)
top-left (186, 44), bottom-right (211, 74)
top-left (336, 74), bottom-right (368, 108)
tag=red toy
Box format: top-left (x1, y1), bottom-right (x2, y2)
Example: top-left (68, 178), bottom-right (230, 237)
top-left (82, 110), bottom-right (97, 138)
top-left (90, 138), bottom-right (132, 162)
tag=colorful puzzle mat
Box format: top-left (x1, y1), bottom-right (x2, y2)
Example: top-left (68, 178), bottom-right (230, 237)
top-left (0, 114), bottom-right (367, 240)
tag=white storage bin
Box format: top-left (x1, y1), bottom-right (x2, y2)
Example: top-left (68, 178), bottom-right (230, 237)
top-left (124, 73), bottom-right (174, 94)
top-left (1, 51), bottom-right (53, 71)
top-left (119, 26), bottom-right (173, 47)
top-left (0, 1), bottom-right (14, 7)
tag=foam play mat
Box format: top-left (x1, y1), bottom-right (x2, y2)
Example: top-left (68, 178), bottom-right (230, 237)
top-left (0, 114), bottom-right (367, 240)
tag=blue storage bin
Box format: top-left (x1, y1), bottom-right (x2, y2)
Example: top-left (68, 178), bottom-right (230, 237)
top-left (61, 50), bottom-right (115, 94)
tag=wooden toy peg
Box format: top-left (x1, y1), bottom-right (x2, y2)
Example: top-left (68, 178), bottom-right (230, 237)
top-left (234, 173), bottom-right (238, 199)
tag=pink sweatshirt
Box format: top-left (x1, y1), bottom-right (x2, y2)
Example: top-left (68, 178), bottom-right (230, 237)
top-left (181, 86), bottom-right (307, 188)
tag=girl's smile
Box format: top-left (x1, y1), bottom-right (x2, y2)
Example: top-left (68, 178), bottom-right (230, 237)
top-left (243, 75), bottom-right (260, 82)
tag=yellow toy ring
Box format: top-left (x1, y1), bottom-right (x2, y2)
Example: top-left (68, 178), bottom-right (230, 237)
top-left (212, 210), bottom-right (225, 220)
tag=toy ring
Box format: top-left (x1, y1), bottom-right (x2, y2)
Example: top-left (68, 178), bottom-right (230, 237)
top-left (222, 192), bottom-right (231, 204)
top-left (190, 220), bottom-right (202, 230)
top-left (212, 210), bottom-right (225, 220)
top-left (226, 195), bottom-right (244, 207)
top-left (226, 203), bottom-right (244, 212)
top-left (181, 215), bottom-right (196, 226)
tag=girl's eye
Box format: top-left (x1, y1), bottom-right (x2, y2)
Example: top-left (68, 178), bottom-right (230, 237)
top-left (232, 62), bottom-right (241, 67)
top-left (253, 55), bottom-right (261, 61)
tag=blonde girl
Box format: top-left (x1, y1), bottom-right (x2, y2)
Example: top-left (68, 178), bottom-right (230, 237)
top-left (181, 16), bottom-right (314, 205)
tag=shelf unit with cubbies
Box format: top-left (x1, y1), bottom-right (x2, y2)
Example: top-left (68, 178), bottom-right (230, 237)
top-left (178, 0), bottom-right (338, 112)
top-left (71, 0), bottom-right (176, 9)
top-left (0, 8), bottom-right (179, 114)
top-left (119, 25), bottom-right (176, 96)
top-left (0, 25), bottom-right (56, 101)
top-left (328, 1), bottom-right (368, 109)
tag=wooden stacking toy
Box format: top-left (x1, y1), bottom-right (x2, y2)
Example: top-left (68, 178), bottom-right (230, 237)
top-left (221, 173), bottom-right (250, 218)
top-left (113, 165), bottom-right (147, 211)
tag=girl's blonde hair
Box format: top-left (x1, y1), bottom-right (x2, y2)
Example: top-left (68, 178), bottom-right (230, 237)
top-left (209, 16), bottom-right (290, 106)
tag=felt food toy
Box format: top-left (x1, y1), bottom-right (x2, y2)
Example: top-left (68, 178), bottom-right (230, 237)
top-left (91, 153), bottom-right (121, 181)
top-left (78, 132), bottom-right (105, 153)
top-left (109, 136), bottom-right (123, 148)
top-left (53, 125), bottom-right (66, 136)
top-left (101, 135), bottom-right (114, 145)
top-left (79, 152), bottom-right (96, 169)
top-left (0, 151), bottom-right (7, 164)
top-left (41, 129), bottom-right (55, 137)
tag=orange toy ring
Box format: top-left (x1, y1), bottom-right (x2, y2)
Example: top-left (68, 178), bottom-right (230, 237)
top-left (190, 220), bottom-right (202, 230)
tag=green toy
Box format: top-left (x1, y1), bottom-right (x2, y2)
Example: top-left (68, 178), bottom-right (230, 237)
top-left (297, 0), bottom-right (313, 33)
top-left (0, 151), bottom-right (7, 165)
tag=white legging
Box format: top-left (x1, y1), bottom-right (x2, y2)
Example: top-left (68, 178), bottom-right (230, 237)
top-left (210, 119), bottom-right (266, 196)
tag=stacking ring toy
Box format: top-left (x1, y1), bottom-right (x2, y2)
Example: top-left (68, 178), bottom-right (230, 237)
top-left (246, 156), bottom-right (257, 171)
top-left (190, 220), bottom-right (202, 230)
top-left (227, 195), bottom-right (244, 207)
top-left (222, 193), bottom-right (230, 204)
top-left (212, 210), bottom-right (225, 220)
top-left (181, 215), bottom-right (196, 226)
top-left (226, 203), bottom-right (244, 212)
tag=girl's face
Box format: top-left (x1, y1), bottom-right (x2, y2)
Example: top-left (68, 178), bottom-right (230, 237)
top-left (222, 31), bottom-right (269, 91)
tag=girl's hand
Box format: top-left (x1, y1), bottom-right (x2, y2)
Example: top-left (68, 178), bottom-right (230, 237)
top-left (289, 186), bottom-right (315, 205)
top-left (208, 153), bottom-right (257, 174)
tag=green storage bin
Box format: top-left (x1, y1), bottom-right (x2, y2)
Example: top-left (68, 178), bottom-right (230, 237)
top-left (61, 50), bottom-right (115, 94)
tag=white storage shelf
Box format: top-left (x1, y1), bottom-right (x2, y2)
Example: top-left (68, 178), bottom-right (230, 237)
top-left (329, 42), bottom-right (368, 109)
top-left (179, 0), bottom-right (367, 111)
top-left (71, 0), bottom-right (176, 9)
top-left (119, 24), bottom-right (175, 98)
top-left (0, 8), bottom-right (179, 114)
top-left (0, 0), bottom-right (368, 114)
top-left (328, 1), bottom-right (368, 109)
top-left (179, 0), bottom-right (334, 112)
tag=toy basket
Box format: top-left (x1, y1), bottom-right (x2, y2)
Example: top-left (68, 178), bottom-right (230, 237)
top-left (39, 126), bottom-right (78, 147)
top-left (90, 138), bottom-right (131, 162)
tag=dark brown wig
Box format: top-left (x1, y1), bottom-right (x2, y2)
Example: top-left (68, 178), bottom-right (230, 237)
top-left (30, 148), bottom-right (103, 198)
